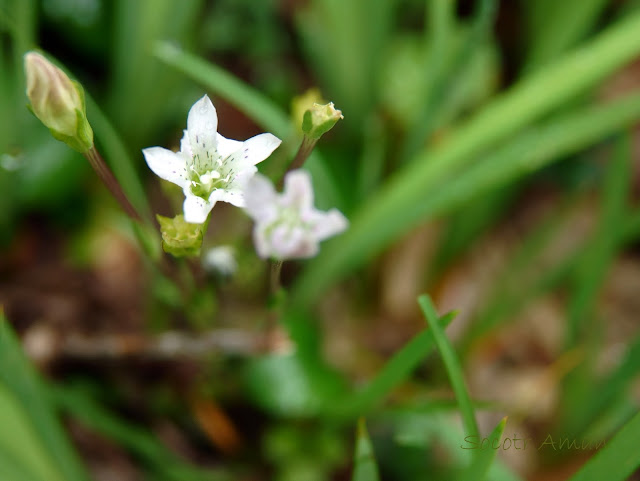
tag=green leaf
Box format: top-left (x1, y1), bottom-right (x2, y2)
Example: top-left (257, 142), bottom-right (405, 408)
top-left (351, 418), bottom-right (380, 481)
top-left (333, 311), bottom-right (457, 418)
top-left (50, 384), bottom-right (230, 481)
top-left (0, 312), bottom-right (89, 481)
top-left (567, 411), bottom-right (640, 481)
top-left (460, 417), bottom-right (508, 481)
top-left (418, 295), bottom-right (478, 440)
top-left (293, 89), bottom-right (640, 308)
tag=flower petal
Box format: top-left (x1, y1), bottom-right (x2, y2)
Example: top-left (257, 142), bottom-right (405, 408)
top-left (282, 169), bottom-right (314, 210)
top-left (216, 133), bottom-right (242, 159)
top-left (213, 189), bottom-right (246, 208)
top-left (310, 209), bottom-right (349, 240)
top-left (142, 147), bottom-right (188, 188)
top-left (187, 95), bottom-right (219, 170)
top-left (240, 133), bottom-right (281, 166)
top-left (179, 129), bottom-right (192, 158)
top-left (243, 174), bottom-right (278, 220)
top-left (183, 194), bottom-right (215, 224)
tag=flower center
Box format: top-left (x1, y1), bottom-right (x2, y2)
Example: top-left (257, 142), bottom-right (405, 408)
top-left (187, 154), bottom-right (232, 200)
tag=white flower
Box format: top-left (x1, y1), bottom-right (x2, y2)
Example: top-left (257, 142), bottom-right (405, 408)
top-left (143, 95), bottom-right (281, 224)
top-left (244, 170), bottom-right (348, 260)
top-left (203, 245), bottom-right (237, 277)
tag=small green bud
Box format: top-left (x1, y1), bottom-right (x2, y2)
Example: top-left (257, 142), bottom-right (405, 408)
top-left (24, 51), bottom-right (94, 153)
top-left (156, 214), bottom-right (204, 258)
top-left (301, 102), bottom-right (343, 140)
top-left (291, 88), bottom-right (324, 135)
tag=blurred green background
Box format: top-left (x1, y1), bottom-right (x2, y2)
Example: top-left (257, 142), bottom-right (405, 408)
top-left (1, 0), bottom-right (640, 480)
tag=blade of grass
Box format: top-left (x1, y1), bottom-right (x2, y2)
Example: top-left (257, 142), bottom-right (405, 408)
top-left (293, 87), bottom-right (640, 307)
top-left (524, 0), bottom-right (611, 69)
top-left (0, 383), bottom-right (66, 481)
top-left (332, 311), bottom-right (456, 418)
top-left (351, 418), bottom-right (380, 481)
top-left (50, 384), bottom-right (230, 481)
top-left (459, 416), bottom-right (507, 481)
top-left (418, 295), bottom-right (478, 440)
top-left (566, 133), bottom-right (631, 347)
top-left (0, 313), bottom-right (90, 481)
top-left (562, 332), bottom-right (640, 438)
top-left (401, 0), bottom-right (497, 162)
top-left (567, 411), bottom-right (640, 481)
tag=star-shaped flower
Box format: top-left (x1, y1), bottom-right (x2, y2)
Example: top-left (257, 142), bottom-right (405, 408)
top-left (143, 95), bottom-right (281, 223)
top-left (244, 170), bottom-right (348, 260)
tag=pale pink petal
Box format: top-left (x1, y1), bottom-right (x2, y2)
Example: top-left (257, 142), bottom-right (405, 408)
top-left (282, 170), bottom-right (314, 210)
top-left (244, 174), bottom-right (278, 221)
top-left (310, 209), bottom-right (349, 240)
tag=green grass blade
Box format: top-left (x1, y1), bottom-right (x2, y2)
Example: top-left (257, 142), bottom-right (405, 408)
top-left (567, 411), bottom-right (640, 481)
top-left (50, 384), bottom-right (230, 481)
top-left (0, 313), bottom-right (89, 481)
top-left (566, 134), bottom-right (631, 346)
top-left (418, 295), bottom-right (478, 440)
top-left (333, 311), bottom-right (456, 418)
top-left (524, 0), bottom-right (611, 68)
top-left (154, 41), bottom-right (290, 136)
top-left (351, 418), bottom-right (380, 481)
top-left (402, 0), bottom-right (497, 161)
top-left (460, 417), bottom-right (507, 481)
top-left (0, 384), bottom-right (66, 481)
top-left (293, 87), bottom-right (640, 307)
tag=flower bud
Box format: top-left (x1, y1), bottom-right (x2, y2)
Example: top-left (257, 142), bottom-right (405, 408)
top-left (156, 214), bottom-right (204, 258)
top-left (24, 51), bottom-right (93, 152)
top-left (301, 102), bottom-right (343, 140)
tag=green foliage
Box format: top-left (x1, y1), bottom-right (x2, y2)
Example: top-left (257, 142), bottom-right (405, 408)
top-left (0, 313), bottom-right (89, 481)
top-left (567, 412), bottom-right (640, 481)
top-left (351, 418), bottom-right (380, 481)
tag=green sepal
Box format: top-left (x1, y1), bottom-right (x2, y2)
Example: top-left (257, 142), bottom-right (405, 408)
top-left (302, 102), bottom-right (343, 140)
top-left (156, 214), bottom-right (204, 258)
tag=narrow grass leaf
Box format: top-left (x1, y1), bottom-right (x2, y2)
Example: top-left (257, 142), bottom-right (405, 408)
top-left (50, 385), bottom-right (230, 481)
top-left (351, 418), bottom-right (380, 481)
top-left (333, 311), bottom-right (456, 418)
top-left (567, 411), bottom-right (640, 481)
top-left (460, 416), bottom-right (507, 481)
top-left (418, 295), bottom-right (479, 440)
top-left (0, 313), bottom-right (89, 481)
top-left (566, 133), bottom-right (631, 346)
top-left (293, 90), bottom-right (640, 307)
top-left (0, 384), bottom-right (66, 481)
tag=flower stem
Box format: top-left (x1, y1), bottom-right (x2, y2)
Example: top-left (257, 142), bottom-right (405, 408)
top-left (84, 146), bottom-right (143, 222)
top-left (270, 260), bottom-right (283, 296)
top-left (289, 135), bottom-right (317, 172)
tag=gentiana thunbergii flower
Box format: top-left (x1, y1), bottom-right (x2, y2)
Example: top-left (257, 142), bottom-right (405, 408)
top-left (143, 95), bottom-right (281, 224)
top-left (24, 51), bottom-right (93, 153)
top-left (244, 170), bottom-right (348, 260)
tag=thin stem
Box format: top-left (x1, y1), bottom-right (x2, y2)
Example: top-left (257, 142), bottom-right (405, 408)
top-left (84, 146), bottom-right (143, 222)
top-left (270, 260), bottom-right (283, 296)
top-left (286, 135), bottom-right (317, 174)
